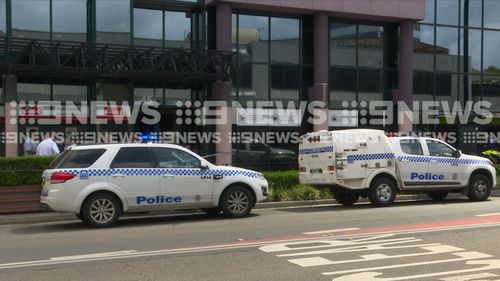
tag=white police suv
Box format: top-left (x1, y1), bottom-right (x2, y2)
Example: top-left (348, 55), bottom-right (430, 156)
top-left (41, 143), bottom-right (268, 227)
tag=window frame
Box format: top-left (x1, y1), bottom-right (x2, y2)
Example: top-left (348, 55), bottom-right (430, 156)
top-left (425, 139), bottom-right (456, 158)
top-left (399, 139), bottom-right (425, 156)
top-left (151, 147), bottom-right (201, 169)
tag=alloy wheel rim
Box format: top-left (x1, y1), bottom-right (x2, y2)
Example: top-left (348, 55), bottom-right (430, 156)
top-left (377, 184), bottom-right (392, 201)
top-left (227, 191), bottom-right (249, 214)
top-left (474, 179), bottom-right (488, 196)
top-left (90, 199), bottom-right (115, 224)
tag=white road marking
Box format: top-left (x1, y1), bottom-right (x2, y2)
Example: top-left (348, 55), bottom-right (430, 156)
top-left (329, 260), bottom-right (500, 281)
top-left (302, 228), bottom-right (360, 235)
top-left (322, 251), bottom-right (492, 276)
top-left (50, 251), bottom-right (138, 261)
top-left (475, 213), bottom-right (500, 217)
top-left (289, 245), bottom-right (463, 267)
top-left (439, 272), bottom-right (499, 281)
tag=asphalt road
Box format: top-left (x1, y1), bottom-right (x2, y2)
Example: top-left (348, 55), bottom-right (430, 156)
top-left (2, 196), bottom-right (500, 281)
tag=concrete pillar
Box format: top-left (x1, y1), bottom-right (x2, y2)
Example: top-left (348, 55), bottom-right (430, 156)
top-left (3, 75), bottom-right (18, 157)
top-left (214, 2), bottom-right (232, 165)
top-left (311, 12), bottom-right (329, 132)
top-left (397, 21), bottom-right (414, 132)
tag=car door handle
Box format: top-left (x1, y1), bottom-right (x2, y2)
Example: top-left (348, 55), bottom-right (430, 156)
top-left (162, 174), bottom-right (174, 179)
top-left (112, 173), bottom-right (126, 178)
top-left (400, 159), bottom-right (410, 163)
top-left (430, 159), bottom-right (438, 163)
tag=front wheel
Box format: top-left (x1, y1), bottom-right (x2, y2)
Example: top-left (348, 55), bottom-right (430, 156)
top-left (81, 193), bottom-right (121, 228)
top-left (369, 177), bottom-right (397, 207)
top-left (220, 186), bottom-right (254, 218)
top-left (468, 174), bottom-right (492, 201)
top-left (333, 192), bottom-right (359, 206)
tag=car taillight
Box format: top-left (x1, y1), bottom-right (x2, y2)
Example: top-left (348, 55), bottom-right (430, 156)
top-left (50, 172), bottom-right (76, 184)
top-left (299, 167), bottom-right (306, 172)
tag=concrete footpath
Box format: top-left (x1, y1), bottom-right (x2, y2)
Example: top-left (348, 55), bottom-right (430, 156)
top-left (1, 191), bottom-right (499, 225)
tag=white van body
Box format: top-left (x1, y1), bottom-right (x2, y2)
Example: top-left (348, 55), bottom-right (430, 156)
top-left (299, 129), bottom-right (496, 206)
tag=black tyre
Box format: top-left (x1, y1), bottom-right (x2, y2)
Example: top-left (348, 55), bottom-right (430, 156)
top-left (75, 213), bottom-right (84, 221)
top-left (468, 174), bottom-right (492, 201)
top-left (333, 192), bottom-right (359, 206)
top-left (81, 193), bottom-right (121, 228)
top-left (369, 177), bottom-right (397, 207)
top-left (203, 207), bottom-right (221, 217)
top-left (427, 191), bottom-right (448, 201)
top-left (220, 186), bottom-right (254, 218)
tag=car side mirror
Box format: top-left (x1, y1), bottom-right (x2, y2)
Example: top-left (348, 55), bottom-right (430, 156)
top-left (200, 163), bottom-right (210, 170)
top-left (454, 150), bottom-right (462, 158)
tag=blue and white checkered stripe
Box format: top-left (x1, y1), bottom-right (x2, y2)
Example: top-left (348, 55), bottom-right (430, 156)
top-left (347, 153), bottom-right (395, 162)
top-left (57, 168), bottom-right (260, 179)
top-left (398, 156), bottom-right (490, 165)
top-left (299, 146), bottom-right (334, 155)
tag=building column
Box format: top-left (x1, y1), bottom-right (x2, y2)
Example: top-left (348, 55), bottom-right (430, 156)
top-left (214, 2), bottom-right (232, 165)
top-left (3, 75), bottom-right (18, 157)
top-left (397, 20), bottom-right (414, 133)
top-left (311, 12), bottom-right (329, 132)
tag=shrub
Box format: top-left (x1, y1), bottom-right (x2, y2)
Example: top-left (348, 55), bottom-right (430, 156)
top-left (318, 188), bottom-right (332, 199)
top-left (262, 170), bottom-right (299, 190)
top-left (0, 156), bottom-right (56, 186)
top-left (269, 186), bottom-right (291, 202)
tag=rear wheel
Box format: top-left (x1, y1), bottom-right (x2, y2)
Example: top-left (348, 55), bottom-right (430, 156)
top-left (333, 192), bottom-right (359, 206)
top-left (427, 191), bottom-right (448, 201)
top-left (468, 174), bottom-right (492, 201)
top-left (220, 186), bottom-right (254, 218)
top-left (369, 177), bottom-right (397, 207)
top-left (82, 193), bottom-right (121, 228)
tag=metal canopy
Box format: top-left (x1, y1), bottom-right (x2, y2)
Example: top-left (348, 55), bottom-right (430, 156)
top-left (0, 36), bottom-right (236, 87)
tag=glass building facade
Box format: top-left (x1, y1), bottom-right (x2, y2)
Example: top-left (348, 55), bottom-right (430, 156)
top-left (1, 0), bottom-right (499, 168)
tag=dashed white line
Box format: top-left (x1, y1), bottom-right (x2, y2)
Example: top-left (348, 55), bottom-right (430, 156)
top-left (475, 213), bottom-right (500, 217)
top-left (302, 228), bottom-right (360, 235)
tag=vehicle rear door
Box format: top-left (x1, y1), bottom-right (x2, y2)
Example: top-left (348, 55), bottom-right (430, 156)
top-left (108, 147), bottom-right (160, 210)
top-left (152, 147), bottom-right (213, 208)
top-left (396, 138), bottom-right (429, 189)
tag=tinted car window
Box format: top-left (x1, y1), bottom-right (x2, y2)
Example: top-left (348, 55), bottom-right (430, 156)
top-left (426, 140), bottom-right (455, 157)
top-left (50, 149), bottom-right (106, 169)
top-left (111, 147), bottom-right (154, 168)
top-left (153, 148), bottom-right (200, 168)
top-left (399, 139), bottom-right (424, 155)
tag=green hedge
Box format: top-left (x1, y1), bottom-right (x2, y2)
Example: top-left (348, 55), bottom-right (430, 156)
top-left (262, 170), bottom-right (299, 190)
top-left (0, 156), bottom-right (56, 186)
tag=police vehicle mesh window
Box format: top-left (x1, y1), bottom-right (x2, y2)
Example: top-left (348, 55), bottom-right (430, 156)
top-left (112, 147), bottom-right (154, 168)
top-left (426, 140), bottom-right (454, 157)
top-left (50, 149), bottom-right (106, 168)
top-left (153, 148), bottom-right (200, 168)
top-left (399, 139), bottom-right (423, 155)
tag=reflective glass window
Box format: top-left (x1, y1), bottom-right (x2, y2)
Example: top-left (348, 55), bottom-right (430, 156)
top-left (423, 0), bottom-right (435, 24)
top-left (436, 26), bottom-right (460, 72)
top-left (414, 24), bottom-right (435, 71)
top-left (12, 0), bottom-right (50, 40)
top-left (53, 85), bottom-right (87, 103)
top-left (238, 15), bottom-right (269, 64)
top-left (436, 0), bottom-right (459, 26)
top-left (96, 0), bottom-right (131, 45)
top-left (165, 11), bottom-right (191, 48)
top-left (17, 83), bottom-right (51, 102)
top-left (0, 0), bottom-right (6, 35)
top-left (468, 28), bottom-right (482, 72)
top-left (270, 17), bottom-right (299, 102)
top-left (134, 8), bottom-right (163, 47)
top-left (483, 30), bottom-right (500, 72)
top-left (468, 0), bottom-right (482, 28)
top-left (53, 0), bottom-right (87, 41)
top-left (484, 0), bottom-right (500, 29)
top-left (330, 22), bottom-right (356, 67)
